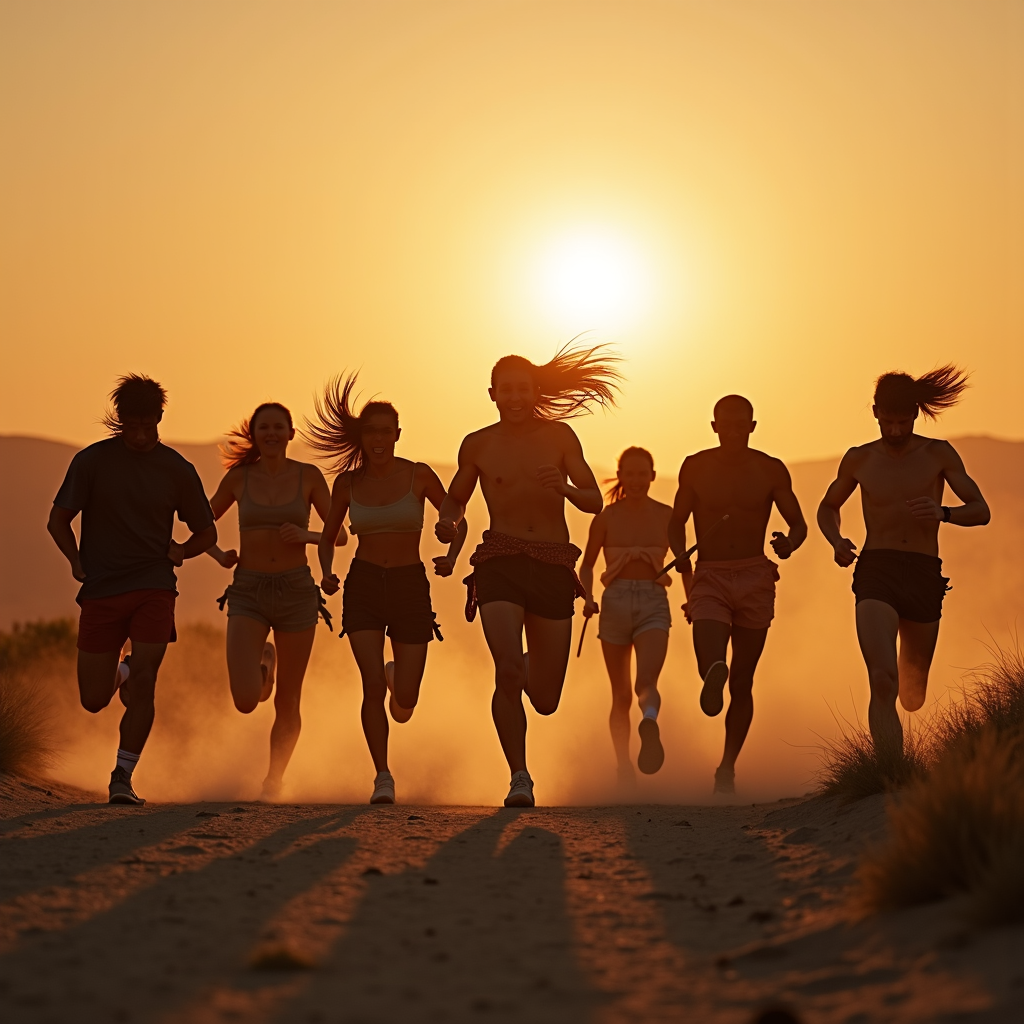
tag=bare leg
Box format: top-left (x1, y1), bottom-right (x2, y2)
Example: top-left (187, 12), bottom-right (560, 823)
top-left (480, 602), bottom-right (529, 773)
top-left (389, 640), bottom-right (429, 722)
top-left (693, 620), bottom-right (731, 677)
top-left (77, 650), bottom-right (123, 714)
top-left (264, 626), bottom-right (316, 789)
top-left (855, 599), bottom-right (902, 758)
top-left (600, 640), bottom-right (634, 770)
top-left (632, 628), bottom-right (668, 714)
top-left (348, 630), bottom-right (390, 772)
top-left (226, 616), bottom-right (271, 714)
top-left (719, 625), bottom-right (768, 773)
top-left (897, 619), bottom-right (941, 712)
top-left (521, 612), bottom-right (573, 715)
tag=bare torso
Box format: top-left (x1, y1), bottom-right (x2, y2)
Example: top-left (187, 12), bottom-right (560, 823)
top-left (600, 499), bottom-right (673, 580)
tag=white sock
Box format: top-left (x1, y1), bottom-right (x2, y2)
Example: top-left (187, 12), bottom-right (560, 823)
top-left (642, 705), bottom-right (659, 721)
top-left (117, 661), bottom-right (130, 685)
top-left (115, 749), bottom-right (140, 776)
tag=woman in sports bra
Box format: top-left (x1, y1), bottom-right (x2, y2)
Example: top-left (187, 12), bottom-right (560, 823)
top-left (306, 374), bottom-right (467, 805)
top-left (205, 401), bottom-right (336, 800)
top-left (579, 447), bottom-right (691, 783)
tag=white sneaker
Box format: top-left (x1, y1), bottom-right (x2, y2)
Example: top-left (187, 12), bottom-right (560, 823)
top-left (370, 771), bottom-right (395, 805)
top-left (699, 660), bottom-right (730, 717)
top-left (504, 770), bottom-right (535, 808)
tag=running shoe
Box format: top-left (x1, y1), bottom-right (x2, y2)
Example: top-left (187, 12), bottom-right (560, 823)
top-left (713, 766), bottom-right (736, 795)
top-left (385, 661), bottom-right (413, 724)
top-left (116, 653), bottom-right (131, 708)
top-left (259, 642), bottom-right (277, 703)
top-left (699, 660), bottom-right (730, 717)
top-left (504, 770), bottom-right (535, 808)
top-left (370, 771), bottom-right (396, 805)
top-left (637, 717), bottom-right (665, 775)
top-left (108, 766), bottom-right (145, 805)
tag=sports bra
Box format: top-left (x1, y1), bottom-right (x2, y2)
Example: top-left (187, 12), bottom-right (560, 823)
top-left (238, 464), bottom-right (311, 532)
top-left (601, 545), bottom-right (672, 588)
top-left (349, 465), bottom-right (424, 536)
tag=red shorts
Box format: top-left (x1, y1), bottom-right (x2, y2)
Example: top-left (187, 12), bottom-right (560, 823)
top-left (77, 589), bottom-right (177, 654)
top-left (688, 556), bottom-right (779, 631)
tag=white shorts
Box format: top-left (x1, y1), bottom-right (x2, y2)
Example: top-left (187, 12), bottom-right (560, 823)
top-left (597, 579), bottom-right (671, 646)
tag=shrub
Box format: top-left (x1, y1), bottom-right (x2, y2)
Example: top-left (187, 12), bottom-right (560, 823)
top-left (815, 722), bottom-right (928, 803)
top-left (0, 619), bottom-right (77, 674)
top-left (0, 670), bottom-right (55, 776)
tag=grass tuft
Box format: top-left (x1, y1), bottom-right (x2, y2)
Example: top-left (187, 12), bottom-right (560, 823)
top-left (815, 723), bottom-right (928, 803)
top-left (249, 944), bottom-right (316, 971)
top-left (0, 670), bottom-right (55, 777)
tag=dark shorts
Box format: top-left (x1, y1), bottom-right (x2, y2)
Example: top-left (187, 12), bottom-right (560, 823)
top-left (77, 588), bottom-right (177, 654)
top-left (341, 559), bottom-right (440, 644)
top-left (475, 554), bottom-right (577, 621)
top-left (852, 549), bottom-right (950, 623)
top-left (224, 566), bottom-right (321, 633)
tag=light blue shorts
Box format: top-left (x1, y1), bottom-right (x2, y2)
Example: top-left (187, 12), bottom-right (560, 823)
top-left (597, 579), bottom-right (672, 645)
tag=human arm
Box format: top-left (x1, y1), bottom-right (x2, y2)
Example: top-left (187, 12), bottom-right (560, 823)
top-left (317, 474), bottom-right (351, 594)
top-left (436, 438), bottom-right (479, 543)
top-left (816, 449), bottom-right (860, 567)
top-left (667, 460), bottom-right (694, 567)
top-left (46, 505), bottom-right (86, 582)
top-left (769, 461), bottom-right (808, 559)
top-left (536, 425), bottom-right (603, 514)
top-left (167, 524), bottom-right (218, 566)
top-left (202, 470), bottom-right (240, 565)
top-left (579, 512), bottom-right (607, 617)
top-left (419, 463), bottom-right (469, 576)
top-left (905, 443), bottom-right (991, 526)
top-left (278, 465), bottom-right (348, 548)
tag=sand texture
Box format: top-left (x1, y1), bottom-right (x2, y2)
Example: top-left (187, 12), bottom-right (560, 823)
top-left (1, 777), bottom-right (1022, 1023)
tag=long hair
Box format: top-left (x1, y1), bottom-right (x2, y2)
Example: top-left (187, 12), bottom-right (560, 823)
top-left (604, 446), bottom-right (655, 503)
top-left (303, 373), bottom-right (399, 475)
top-left (220, 402), bottom-right (294, 469)
top-left (874, 365), bottom-right (969, 419)
top-left (491, 338), bottom-right (622, 420)
top-left (100, 374), bottom-right (167, 434)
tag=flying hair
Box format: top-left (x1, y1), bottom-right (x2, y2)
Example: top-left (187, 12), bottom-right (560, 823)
top-left (220, 402), bottom-right (294, 469)
top-left (873, 364), bottom-right (969, 419)
top-left (100, 374), bottom-right (167, 434)
top-left (604, 446), bottom-right (655, 503)
top-left (302, 373), bottom-right (399, 475)
top-left (490, 338), bottom-right (622, 420)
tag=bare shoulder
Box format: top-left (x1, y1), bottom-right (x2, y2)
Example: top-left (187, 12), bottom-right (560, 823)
top-left (649, 497), bottom-right (674, 516)
top-left (296, 460), bottom-right (327, 481)
top-left (840, 442), bottom-right (874, 471)
top-left (544, 419), bottom-right (580, 448)
top-left (332, 469), bottom-right (354, 495)
top-left (678, 448), bottom-right (714, 478)
top-left (754, 450), bottom-right (793, 482)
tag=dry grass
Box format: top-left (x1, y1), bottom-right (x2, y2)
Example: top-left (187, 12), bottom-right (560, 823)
top-left (815, 722), bottom-right (928, 803)
top-left (0, 670), bottom-right (55, 777)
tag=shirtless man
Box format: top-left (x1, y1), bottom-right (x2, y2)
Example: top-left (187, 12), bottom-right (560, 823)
top-left (669, 395), bottom-right (807, 794)
top-left (437, 345), bottom-right (620, 807)
top-left (817, 366), bottom-right (989, 759)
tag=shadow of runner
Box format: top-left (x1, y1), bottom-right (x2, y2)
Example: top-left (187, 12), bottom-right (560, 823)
top-left (272, 809), bottom-right (603, 1024)
top-left (0, 808), bottom-right (364, 1023)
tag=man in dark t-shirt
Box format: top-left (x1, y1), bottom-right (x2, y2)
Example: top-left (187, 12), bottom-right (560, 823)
top-left (48, 375), bottom-right (216, 805)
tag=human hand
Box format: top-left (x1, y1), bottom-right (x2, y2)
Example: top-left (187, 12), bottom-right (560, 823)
top-left (832, 537), bottom-right (857, 568)
top-left (682, 601), bottom-right (692, 625)
top-left (770, 531), bottom-right (794, 559)
top-left (907, 497), bottom-right (943, 521)
top-left (218, 548), bottom-right (239, 569)
top-left (167, 540), bottom-right (185, 566)
top-left (583, 599), bottom-right (599, 618)
top-left (279, 522), bottom-right (306, 544)
top-left (536, 465), bottom-right (567, 494)
top-left (432, 554), bottom-right (455, 577)
top-left (320, 573), bottom-right (340, 596)
top-left (435, 517), bottom-right (458, 543)
top-left (72, 557), bottom-right (86, 583)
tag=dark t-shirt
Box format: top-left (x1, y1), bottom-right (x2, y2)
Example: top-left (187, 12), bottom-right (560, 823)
top-left (54, 437), bottom-right (214, 602)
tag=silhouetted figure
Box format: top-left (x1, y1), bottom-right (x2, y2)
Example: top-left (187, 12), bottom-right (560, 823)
top-left (311, 374), bottom-right (467, 805)
top-left (580, 446), bottom-right (685, 782)
top-left (204, 402), bottom-right (335, 801)
top-left (817, 367), bottom-right (990, 758)
top-left (437, 343), bottom-right (620, 807)
top-left (47, 375), bottom-right (216, 805)
top-left (668, 395), bottom-right (807, 794)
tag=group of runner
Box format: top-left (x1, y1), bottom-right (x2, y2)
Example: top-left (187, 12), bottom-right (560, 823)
top-left (47, 351), bottom-right (990, 807)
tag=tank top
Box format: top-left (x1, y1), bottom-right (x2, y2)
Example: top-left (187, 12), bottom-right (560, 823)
top-left (601, 545), bottom-right (672, 587)
top-left (349, 465), bottom-right (424, 535)
top-left (237, 464), bottom-right (310, 532)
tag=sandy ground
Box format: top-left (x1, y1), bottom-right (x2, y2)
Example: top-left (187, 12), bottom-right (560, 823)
top-left (1, 776), bottom-right (1022, 1024)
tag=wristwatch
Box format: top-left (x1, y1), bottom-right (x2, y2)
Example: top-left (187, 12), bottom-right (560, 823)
top-left (941, 505), bottom-right (952, 523)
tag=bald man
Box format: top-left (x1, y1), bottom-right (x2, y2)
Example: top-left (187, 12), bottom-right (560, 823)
top-left (668, 395), bottom-right (807, 794)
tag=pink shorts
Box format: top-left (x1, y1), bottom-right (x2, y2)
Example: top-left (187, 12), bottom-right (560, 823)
top-left (688, 556), bottom-right (779, 631)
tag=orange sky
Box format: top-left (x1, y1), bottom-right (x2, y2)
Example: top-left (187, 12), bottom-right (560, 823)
top-left (2, 1), bottom-right (1022, 471)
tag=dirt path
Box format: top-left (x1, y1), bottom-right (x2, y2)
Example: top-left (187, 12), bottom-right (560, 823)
top-left (0, 777), bottom-right (1021, 1023)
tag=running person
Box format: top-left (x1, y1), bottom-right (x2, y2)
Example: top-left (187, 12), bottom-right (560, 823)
top-left (47, 375), bottom-right (216, 805)
top-left (205, 401), bottom-right (333, 801)
top-left (309, 374), bottom-right (468, 805)
top-left (437, 343), bottom-right (621, 807)
top-left (580, 447), bottom-right (687, 782)
top-left (669, 395), bottom-right (806, 794)
top-left (817, 367), bottom-right (989, 760)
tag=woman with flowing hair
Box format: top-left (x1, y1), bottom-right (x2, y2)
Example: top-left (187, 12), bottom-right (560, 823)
top-left (580, 447), bottom-right (688, 783)
top-left (308, 373), bottom-right (468, 805)
top-left (205, 401), bottom-right (337, 800)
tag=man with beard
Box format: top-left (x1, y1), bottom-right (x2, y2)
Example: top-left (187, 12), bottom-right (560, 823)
top-left (817, 366), bottom-right (990, 759)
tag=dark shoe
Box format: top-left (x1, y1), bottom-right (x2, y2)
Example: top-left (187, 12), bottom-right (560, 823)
top-left (109, 766), bottom-right (145, 805)
top-left (699, 661), bottom-right (729, 717)
top-left (637, 718), bottom-right (665, 775)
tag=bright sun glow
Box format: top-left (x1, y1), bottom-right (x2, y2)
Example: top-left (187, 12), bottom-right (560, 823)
top-left (538, 230), bottom-right (648, 329)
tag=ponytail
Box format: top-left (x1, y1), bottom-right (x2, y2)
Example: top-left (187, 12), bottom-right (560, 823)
top-left (220, 402), bottom-right (293, 469)
top-left (874, 364), bottom-right (969, 419)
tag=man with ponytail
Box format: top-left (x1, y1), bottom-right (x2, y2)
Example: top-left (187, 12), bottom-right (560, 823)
top-left (817, 366), bottom-right (990, 761)
top-left (437, 342), bottom-right (620, 807)
top-left (47, 375), bottom-right (216, 805)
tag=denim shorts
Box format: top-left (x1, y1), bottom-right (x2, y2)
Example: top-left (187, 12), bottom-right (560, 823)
top-left (597, 579), bottom-right (672, 645)
top-left (224, 566), bottom-right (321, 632)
